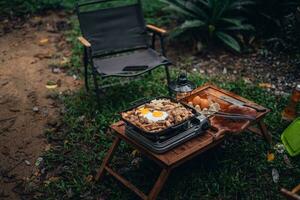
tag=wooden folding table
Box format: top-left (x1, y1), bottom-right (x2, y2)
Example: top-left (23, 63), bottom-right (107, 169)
top-left (95, 84), bottom-right (271, 200)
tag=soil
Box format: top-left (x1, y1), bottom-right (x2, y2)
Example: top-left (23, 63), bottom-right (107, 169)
top-left (171, 47), bottom-right (300, 95)
top-left (0, 12), bottom-right (81, 199)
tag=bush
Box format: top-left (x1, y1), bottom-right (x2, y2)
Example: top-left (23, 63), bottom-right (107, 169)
top-left (161, 0), bottom-right (255, 52)
top-left (250, 0), bottom-right (299, 36)
top-left (0, 0), bottom-right (76, 18)
top-left (249, 0), bottom-right (300, 52)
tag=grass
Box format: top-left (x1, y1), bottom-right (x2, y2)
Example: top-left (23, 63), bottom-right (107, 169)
top-left (1, 0), bottom-right (169, 26)
top-left (37, 1), bottom-right (300, 199)
top-left (38, 68), bottom-right (300, 199)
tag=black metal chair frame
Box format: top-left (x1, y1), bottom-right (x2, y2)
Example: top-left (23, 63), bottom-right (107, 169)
top-left (76, 0), bottom-right (172, 101)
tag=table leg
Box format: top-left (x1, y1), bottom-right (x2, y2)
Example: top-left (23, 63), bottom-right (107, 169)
top-left (258, 120), bottom-right (272, 144)
top-left (95, 137), bottom-right (120, 181)
top-left (148, 168), bottom-right (171, 200)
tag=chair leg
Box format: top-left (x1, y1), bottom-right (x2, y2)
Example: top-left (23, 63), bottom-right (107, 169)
top-left (91, 67), bottom-right (101, 107)
top-left (83, 48), bottom-right (89, 91)
top-left (84, 63), bottom-right (89, 92)
top-left (164, 65), bottom-right (172, 96)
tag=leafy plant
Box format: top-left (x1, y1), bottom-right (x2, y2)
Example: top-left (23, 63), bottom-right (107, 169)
top-left (0, 0), bottom-right (77, 18)
top-left (247, 0), bottom-right (300, 52)
top-left (161, 0), bottom-right (255, 52)
top-left (251, 0), bottom-right (300, 34)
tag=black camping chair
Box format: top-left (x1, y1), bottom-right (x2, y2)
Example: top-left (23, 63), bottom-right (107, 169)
top-left (76, 0), bottom-right (172, 100)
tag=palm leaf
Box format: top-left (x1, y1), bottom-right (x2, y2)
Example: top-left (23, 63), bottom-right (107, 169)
top-left (185, 1), bottom-right (208, 20)
top-left (223, 24), bottom-right (255, 31)
top-left (228, 0), bottom-right (255, 10)
top-left (160, 0), bottom-right (197, 18)
top-left (181, 20), bottom-right (206, 29)
top-left (220, 17), bottom-right (244, 26)
top-left (216, 31), bottom-right (241, 52)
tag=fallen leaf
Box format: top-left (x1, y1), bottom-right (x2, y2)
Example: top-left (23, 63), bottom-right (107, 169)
top-left (24, 160), bottom-right (31, 166)
top-left (34, 52), bottom-right (53, 59)
top-left (267, 152), bottom-right (275, 162)
top-left (60, 57), bottom-right (69, 65)
top-left (283, 154), bottom-right (293, 169)
top-left (39, 38), bottom-right (49, 45)
top-left (49, 177), bottom-right (59, 182)
top-left (46, 84), bottom-right (58, 89)
top-left (85, 175), bottom-right (93, 183)
top-left (44, 144), bottom-right (51, 151)
top-left (34, 171), bottom-right (40, 177)
top-left (259, 83), bottom-right (272, 89)
top-left (131, 149), bottom-right (140, 157)
top-left (44, 176), bottom-right (59, 185)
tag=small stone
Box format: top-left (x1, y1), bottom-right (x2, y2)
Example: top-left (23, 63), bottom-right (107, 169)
top-left (274, 91), bottom-right (281, 95)
top-left (78, 115), bottom-right (85, 122)
top-left (35, 157), bottom-right (44, 167)
top-left (25, 160), bottom-right (31, 166)
top-left (52, 68), bottom-right (61, 74)
top-left (272, 168), bottom-right (279, 183)
top-left (32, 106), bottom-right (39, 112)
top-left (72, 74), bottom-right (78, 80)
top-left (41, 168), bottom-right (46, 174)
top-left (222, 68), bottom-right (227, 74)
top-left (199, 69), bottom-right (205, 74)
top-left (207, 69), bottom-right (213, 74)
top-left (233, 70), bottom-right (237, 74)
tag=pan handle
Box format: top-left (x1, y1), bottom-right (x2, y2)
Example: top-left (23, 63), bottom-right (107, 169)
top-left (130, 97), bottom-right (149, 107)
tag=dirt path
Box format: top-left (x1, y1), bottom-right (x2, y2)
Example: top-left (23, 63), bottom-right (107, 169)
top-left (0, 12), bottom-right (81, 199)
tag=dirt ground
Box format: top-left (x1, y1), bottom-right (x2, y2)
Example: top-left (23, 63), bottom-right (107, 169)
top-left (0, 12), bottom-right (81, 199)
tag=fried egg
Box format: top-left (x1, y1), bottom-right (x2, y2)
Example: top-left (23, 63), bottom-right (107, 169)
top-left (138, 107), bottom-right (150, 115)
top-left (144, 111), bottom-right (168, 122)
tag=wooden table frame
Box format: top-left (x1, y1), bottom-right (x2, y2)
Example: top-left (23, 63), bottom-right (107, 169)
top-left (95, 84), bottom-right (272, 200)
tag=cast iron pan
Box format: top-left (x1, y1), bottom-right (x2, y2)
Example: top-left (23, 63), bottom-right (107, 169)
top-left (120, 96), bottom-right (199, 141)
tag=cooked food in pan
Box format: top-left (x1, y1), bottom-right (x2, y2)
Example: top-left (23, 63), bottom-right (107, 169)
top-left (121, 99), bottom-right (193, 133)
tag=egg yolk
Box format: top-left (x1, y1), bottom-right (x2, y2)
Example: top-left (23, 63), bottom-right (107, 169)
top-left (152, 111), bottom-right (163, 117)
top-left (139, 108), bottom-right (150, 115)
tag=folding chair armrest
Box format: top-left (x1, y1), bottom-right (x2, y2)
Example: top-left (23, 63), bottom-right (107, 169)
top-left (78, 36), bottom-right (91, 48)
top-left (146, 24), bottom-right (167, 36)
top-left (281, 188), bottom-right (300, 200)
top-left (292, 184), bottom-right (300, 194)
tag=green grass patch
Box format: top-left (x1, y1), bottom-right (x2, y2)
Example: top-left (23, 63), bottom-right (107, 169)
top-left (39, 68), bottom-right (300, 199)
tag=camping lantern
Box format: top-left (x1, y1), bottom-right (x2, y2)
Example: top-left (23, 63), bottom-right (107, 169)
top-left (169, 72), bottom-right (196, 99)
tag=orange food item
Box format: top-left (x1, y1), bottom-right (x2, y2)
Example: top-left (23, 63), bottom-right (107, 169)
top-left (200, 98), bottom-right (209, 109)
top-left (192, 96), bottom-right (202, 106)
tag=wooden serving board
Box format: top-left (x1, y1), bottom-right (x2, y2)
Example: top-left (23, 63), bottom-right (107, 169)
top-left (180, 84), bottom-right (270, 135)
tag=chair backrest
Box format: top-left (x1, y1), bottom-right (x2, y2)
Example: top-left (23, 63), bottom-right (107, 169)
top-left (77, 0), bottom-right (148, 56)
